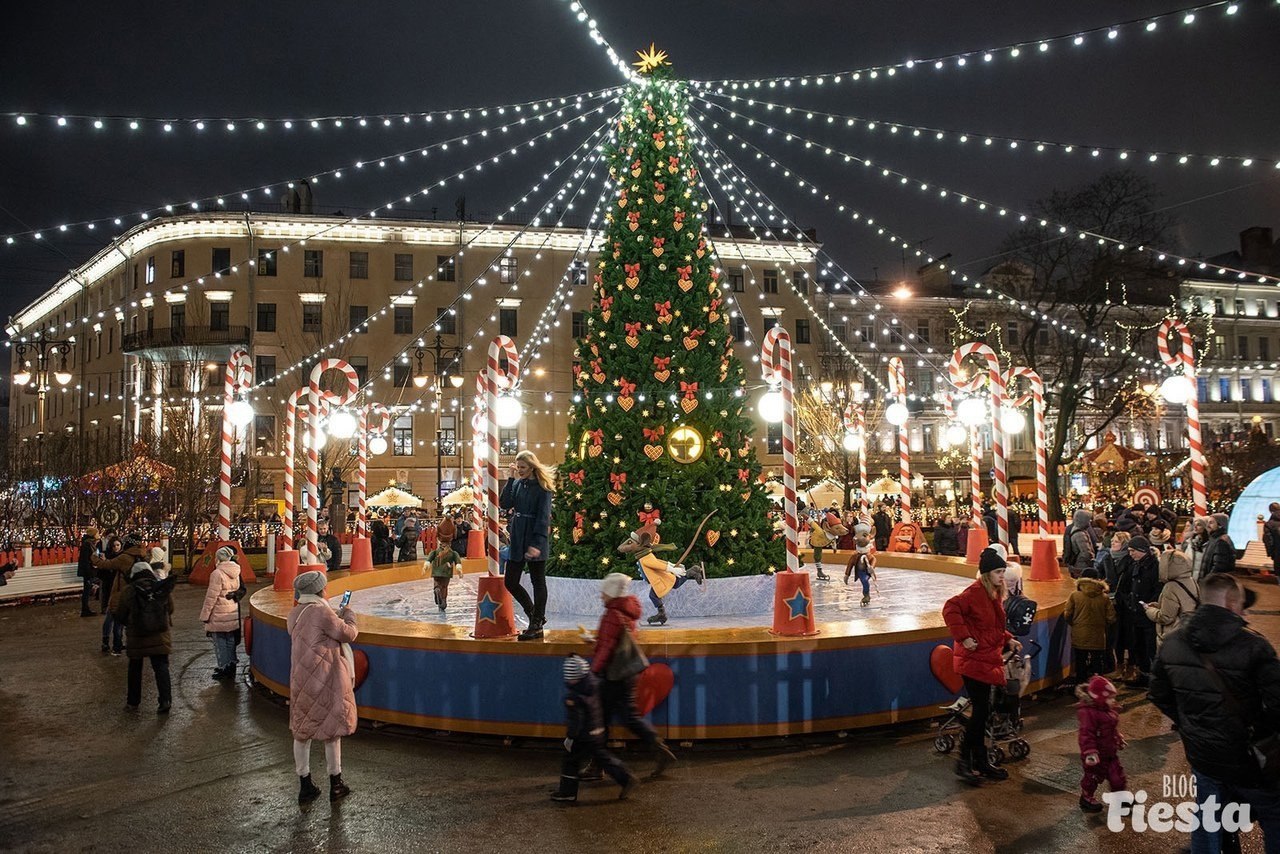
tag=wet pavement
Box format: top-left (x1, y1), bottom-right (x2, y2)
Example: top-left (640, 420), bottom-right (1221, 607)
top-left (3, 577), bottom-right (1279, 853)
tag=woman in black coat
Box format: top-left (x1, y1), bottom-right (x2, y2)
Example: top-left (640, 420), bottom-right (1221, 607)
top-left (932, 514), bottom-right (961, 556)
top-left (78, 529), bottom-right (99, 616)
top-left (500, 450), bottom-right (554, 641)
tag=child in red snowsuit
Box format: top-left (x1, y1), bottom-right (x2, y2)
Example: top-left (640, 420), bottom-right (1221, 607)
top-left (1077, 674), bottom-right (1127, 812)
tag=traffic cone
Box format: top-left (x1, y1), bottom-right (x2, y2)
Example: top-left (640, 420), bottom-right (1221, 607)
top-left (965, 526), bottom-right (989, 565)
top-left (1028, 537), bottom-right (1061, 582)
top-left (273, 549), bottom-right (300, 591)
top-left (467, 528), bottom-right (484, 560)
top-left (349, 537), bottom-right (373, 572)
top-left (770, 571), bottom-right (818, 637)
top-left (189, 540), bottom-right (256, 585)
top-left (471, 574), bottom-right (518, 639)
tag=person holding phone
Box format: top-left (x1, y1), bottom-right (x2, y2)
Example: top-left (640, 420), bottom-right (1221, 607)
top-left (500, 450), bottom-right (555, 641)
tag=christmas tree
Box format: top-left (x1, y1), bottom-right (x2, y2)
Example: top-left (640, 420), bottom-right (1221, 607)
top-left (548, 47), bottom-right (784, 579)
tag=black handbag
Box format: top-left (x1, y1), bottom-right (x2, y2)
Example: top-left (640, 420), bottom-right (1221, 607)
top-left (1199, 653), bottom-right (1280, 787)
top-left (605, 630), bottom-right (649, 682)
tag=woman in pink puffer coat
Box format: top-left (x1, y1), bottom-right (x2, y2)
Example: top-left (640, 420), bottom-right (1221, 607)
top-left (288, 570), bottom-right (358, 805)
top-left (199, 547), bottom-right (243, 681)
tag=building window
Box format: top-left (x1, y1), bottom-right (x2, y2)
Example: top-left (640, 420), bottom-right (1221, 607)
top-left (766, 422), bottom-right (783, 455)
top-left (303, 249), bottom-right (323, 278)
top-left (436, 308), bottom-right (456, 335)
top-left (1261, 338), bottom-right (1271, 361)
top-left (1238, 336), bottom-right (1249, 360)
top-left (1213, 298), bottom-right (1225, 316)
top-left (1263, 379), bottom-right (1273, 404)
top-left (393, 363), bottom-right (411, 388)
top-left (436, 255), bottom-right (456, 281)
top-left (394, 305), bottom-right (414, 335)
top-left (210, 302), bottom-right (230, 332)
top-left (1241, 378), bottom-right (1253, 402)
top-left (763, 269), bottom-right (778, 294)
top-left (794, 319), bottom-right (811, 344)
top-left (393, 415), bottom-right (413, 456)
top-left (889, 322), bottom-right (903, 345)
top-left (860, 321), bottom-right (875, 344)
top-left (212, 247), bottom-right (231, 275)
top-left (255, 355), bottom-right (276, 386)
top-left (1258, 299), bottom-right (1269, 317)
top-left (832, 322), bottom-right (846, 344)
top-left (1213, 334), bottom-right (1227, 357)
top-left (439, 415), bottom-right (457, 456)
top-left (570, 260), bottom-right (588, 286)
top-left (1005, 321), bottom-right (1020, 344)
top-left (349, 305), bottom-right (368, 333)
top-left (499, 256), bottom-right (518, 284)
top-left (168, 363), bottom-right (184, 388)
top-left (257, 249), bottom-right (277, 276)
top-left (302, 304), bottom-right (323, 333)
top-left (1197, 377), bottom-right (1208, 403)
top-left (571, 312), bottom-right (586, 338)
top-left (253, 415), bottom-right (276, 455)
top-left (348, 251), bottom-right (368, 279)
top-left (732, 315), bottom-right (747, 343)
top-left (1235, 298), bottom-right (1246, 316)
top-left (729, 271), bottom-right (745, 292)
top-left (792, 270), bottom-right (807, 295)
top-left (170, 304), bottom-right (185, 329)
top-left (916, 320), bottom-right (930, 344)
top-left (1037, 325), bottom-right (1050, 347)
top-left (256, 302), bottom-right (276, 333)
top-left (394, 253), bottom-right (413, 281)
top-left (349, 356), bottom-right (368, 387)
top-left (170, 250), bottom-right (185, 278)
top-left (500, 308), bottom-right (518, 338)
top-left (499, 428), bottom-right (518, 456)
top-left (1218, 377), bottom-right (1231, 401)
top-left (142, 256), bottom-right (155, 285)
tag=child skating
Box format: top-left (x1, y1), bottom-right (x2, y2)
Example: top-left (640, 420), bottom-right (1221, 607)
top-left (843, 523), bottom-right (878, 605)
top-left (551, 655), bottom-right (637, 803)
top-left (1077, 675), bottom-right (1127, 813)
top-left (424, 542), bottom-right (462, 612)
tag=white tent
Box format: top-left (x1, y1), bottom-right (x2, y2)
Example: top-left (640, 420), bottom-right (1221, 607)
top-left (441, 484), bottom-right (479, 507)
top-left (367, 486), bottom-right (424, 508)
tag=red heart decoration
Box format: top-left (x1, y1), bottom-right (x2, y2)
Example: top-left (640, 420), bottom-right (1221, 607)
top-left (634, 663), bottom-right (674, 715)
top-left (242, 616), bottom-right (254, 655)
top-left (353, 649), bottom-right (370, 691)
top-left (930, 644), bottom-right (964, 695)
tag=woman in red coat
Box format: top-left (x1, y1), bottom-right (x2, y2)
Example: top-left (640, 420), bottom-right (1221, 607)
top-left (942, 547), bottom-right (1022, 782)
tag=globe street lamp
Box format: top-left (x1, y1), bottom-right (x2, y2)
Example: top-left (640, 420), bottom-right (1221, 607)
top-left (12, 336), bottom-right (75, 516)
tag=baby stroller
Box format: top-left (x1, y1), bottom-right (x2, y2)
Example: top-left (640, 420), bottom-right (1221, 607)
top-left (932, 646), bottom-right (1036, 765)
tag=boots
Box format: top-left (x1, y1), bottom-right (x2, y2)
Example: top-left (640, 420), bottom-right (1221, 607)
top-left (815, 564), bottom-right (830, 581)
top-left (647, 607), bottom-right (668, 626)
top-left (1080, 793), bottom-right (1103, 813)
top-left (651, 740), bottom-right (677, 778)
top-left (298, 775), bottom-right (321, 805)
top-left (518, 619), bottom-right (545, 641)
top-left (329, 774), bottom-right (351, 802)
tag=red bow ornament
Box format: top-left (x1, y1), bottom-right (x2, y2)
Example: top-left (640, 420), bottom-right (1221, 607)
top-left (680, 381), bottom-right (699, 401)
top-left (609, 472), bottom-right (627, 491)
top-left (618, 379), bottom-right (636, 397)
top-left (653, 181), bottom-right (667, 203)
top-left (624, 262), bottom-right (641, 289)
top-left (654, 301), bottom-right (672, 324)
top-left (600, 295), bottom-right (614, 322)
top-left (652, 236), bottom-right (666, 257)
top-left (642, 425), bottom-right (665, 442)
top-left (568, 470), bottom-right (585, 485)
top-left (638, 508), bottom-right (662, 525)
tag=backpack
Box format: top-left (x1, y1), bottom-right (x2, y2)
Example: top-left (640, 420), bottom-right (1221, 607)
top-left (1005, 593), bottom-right (1038, 637)
top-left (1062, 529), bottom-right (1078, 567)
top-left (134, 579), bottom-right (172, 635)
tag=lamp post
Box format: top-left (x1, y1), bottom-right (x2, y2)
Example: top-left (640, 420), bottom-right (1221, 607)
top-left (413, 334), bottom-right (465, 510)
top-left (1157, 319), bottom-right (1207, 518)
top-left (12, 336), bottom-right (75, 516)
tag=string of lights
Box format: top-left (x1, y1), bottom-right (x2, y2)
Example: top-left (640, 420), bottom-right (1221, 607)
top-left (701, 92), bottom-right (1276, 171)
top-left (2, 89), bottom-right (620, 248)
top-left (558, 0), bottom-right (638, 82)
top-left (3, 86), bottom-right (623, 135)
top-left (691, 1), bottom-right (1256, 89)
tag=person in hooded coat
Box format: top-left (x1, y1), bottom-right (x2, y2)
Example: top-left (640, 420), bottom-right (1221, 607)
top-left (1065, 509), bottom-right (1097, 579)
top-left (1123, 536), bottom-right (1161, 687)
top-left (933, 514), bottom-right (961, 557)
top-left (1200, 512), bottom-right (1237, 577)
top-left (200, 545), bottom-right (244, 680)
top-left (370, 515), bottom-right (394, 565)
top-left (112, 557), bottom-right (175, 713)
top-left (1063, 567), bottom-right (1116, 683)
top-left (1144, 548), bottom-right (1199, 649)
top-left (288, 570), bottom-right (358, 805)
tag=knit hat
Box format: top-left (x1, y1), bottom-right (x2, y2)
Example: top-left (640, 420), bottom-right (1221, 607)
top-left (978, 546), bottom-right (1007, 575)
top-left (1116, 516), bottom-right (1137, 533)
top-left (1087, 674), bottom-right (1117, 701)
top-left (987, 542), bottom-right (1008, 563)
top-left (854, 523), bottom-right (871, 536)
top-left (1081, 567), bottom-right (1099, 579)
top-left (216, 546), bottom-right (236, 564)
top-left (293, 570), bottom-right (327, 596)
top-left (600, 572), bottom-right (631, 600)
top-left (123, 531), bottom-right (144, 550)
top-left (1211, 512), bottom-right (1230, 531)
top-left (563, 654), bottom-right (590, 683)
top-left (130, 559), bottom-right (154, 577)
top-left (1128, 535), bottom-right (1152, 554)
top-left (149, 546), bottom-right (168, 566)
top-left (1150, 528), bottom-right (1170, 547)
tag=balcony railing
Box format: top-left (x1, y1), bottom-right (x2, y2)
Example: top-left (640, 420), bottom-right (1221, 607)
top-left (122, 326), bottom-right (250, 352)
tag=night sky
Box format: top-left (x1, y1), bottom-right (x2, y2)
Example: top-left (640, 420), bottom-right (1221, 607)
top-left (1, 0), bottom-right (1277, 324)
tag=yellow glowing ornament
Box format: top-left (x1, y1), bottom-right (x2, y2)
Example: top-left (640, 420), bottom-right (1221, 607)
top-left (667, 425), bottom-right (704, 464)
top-left (633, 43), bottom-right (671, 75)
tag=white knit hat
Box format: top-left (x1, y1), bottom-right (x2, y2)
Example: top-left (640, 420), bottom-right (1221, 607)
top-left (600, 572), bottom-right (631, 600)
top-left (563, 654), bottom-right (590, 682)
top-left (216, 546), bottom-right (236, 564)
top-left (293, 570), bottom-right (327, 596)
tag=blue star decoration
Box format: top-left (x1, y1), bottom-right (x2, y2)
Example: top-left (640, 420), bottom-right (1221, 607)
top-left (784, 588), bottom-right (811, 621)
top-left (477, 592), bottom-right (501, 623)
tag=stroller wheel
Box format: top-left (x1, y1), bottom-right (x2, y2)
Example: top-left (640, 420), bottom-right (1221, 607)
top-left (1009, 739), bottom-right (1030, 760)
top-left (933, 734), bottom-right (954, 754)
top-left (988, 746), bottom-right (1005, 767)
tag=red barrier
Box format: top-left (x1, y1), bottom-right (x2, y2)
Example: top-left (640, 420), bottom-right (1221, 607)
top-left (965, 526), bottom-right (989, 565)
top-left (1028, 537), bottom-right (1061, 582)
top-left (472, 575), bottom-right (518, 639)
top-left (770, 571), bottom-right (818, 637)
top-left (273, 550), bottom-right (300, 591)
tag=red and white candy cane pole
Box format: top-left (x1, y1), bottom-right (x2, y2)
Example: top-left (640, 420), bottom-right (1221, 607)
top-left (1005, 366), bottom-right (1049, 537)
top-left (1158, 319), bottom-right (1207, 518)
top-left (887, 357), bottom-right (912, 520)
top-left (472, 375), bottom-right (487, 527)
top-left (280, 387), bottom-right (311, 551)
top-left (944, 394), bottom-right (982, 525)
top-left (218, 348), bottom-right (253, 541)
top-left (305, 359), bottom-right (359, 566)
top-left (949, 343), bottom-right (1008, 546)
top-left (483, 336), bottom-right (520, 575)
top-left (762, 327), bottom-right (799, 573)
top-left (355, 403), bottom-right (392, 538)
top-left (846, 402), bottom-right (870, 523)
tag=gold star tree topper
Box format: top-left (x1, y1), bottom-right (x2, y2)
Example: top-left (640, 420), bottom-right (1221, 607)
top-left (633, 43), bottom-right (671, 74)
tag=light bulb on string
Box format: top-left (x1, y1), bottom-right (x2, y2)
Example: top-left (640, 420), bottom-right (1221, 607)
top-left (368, 435), bottom-right (389, 456)
top-left (757, 388), bottom-right (785, 423)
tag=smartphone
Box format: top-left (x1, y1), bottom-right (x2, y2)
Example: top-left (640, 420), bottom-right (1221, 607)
top-left (340, 590), bottom-right (353, 610)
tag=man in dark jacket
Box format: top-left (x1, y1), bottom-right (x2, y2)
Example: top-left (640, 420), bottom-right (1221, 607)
top-left (1201, 512), bottom-right (1237, 577)
top-left (370, 516), bottom-right (393, 565)
top-left (113, 559), bottom-right (176, 714)
top-left (1124, 536), bottom-right (1161, 687)
top-left (318, 522), bottom-right (342, 573)
top-left (933, 515), bottom-right (961, 556)
top-left (872, 504), bottom-right (892, 552)
top-left (77, 527), bottom-right (99, 617)
top-left (1265, 503), bottom-right (1280, 576)
top-left (1150, 574), bottom-right (1280, 850)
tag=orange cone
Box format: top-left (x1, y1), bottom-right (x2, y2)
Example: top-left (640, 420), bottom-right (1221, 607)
top-left (770, 571), bottom-right (818, 637)
top-left (188, 540), bottom-right (256, 586)
top-left (1028, 537), bottom-right (1061, 581)
top-left (965, 526), bottom-right (989, 565)
top-left (349, 537), bottom-right (374, 572)
top-left (467, 528), bottom-right (484, 560)
top-left (472, 574), bottom-right (518, 639)
top-left (273, 549), bottom-right (300, 591)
